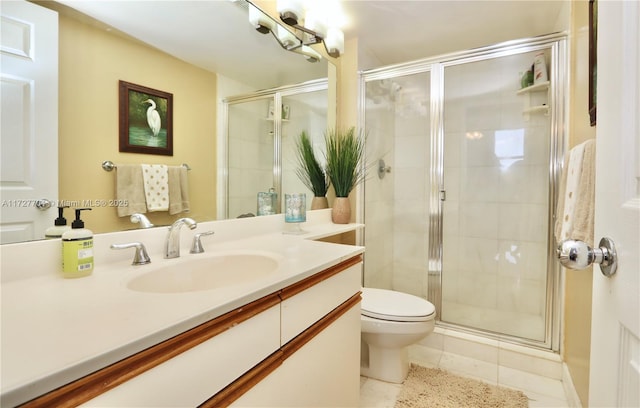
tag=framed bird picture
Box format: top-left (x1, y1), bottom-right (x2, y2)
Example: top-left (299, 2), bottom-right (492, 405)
top-left (119, 80), bottom-right (173, 156)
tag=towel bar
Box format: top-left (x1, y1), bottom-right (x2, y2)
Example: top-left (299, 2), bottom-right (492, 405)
top-left (101, 161), bottom-right (191, 172)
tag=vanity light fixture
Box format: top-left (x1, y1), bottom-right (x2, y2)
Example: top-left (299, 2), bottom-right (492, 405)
top-left (249, 4), bottom-right (321, 62)
top-left (276, 0), bottom-right (345, 58)
top-left (247, 0), bottom-right (344, 61)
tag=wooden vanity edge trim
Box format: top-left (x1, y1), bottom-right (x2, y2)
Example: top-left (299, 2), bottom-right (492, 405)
top-left (280, 292), bottom-right (362, 359)
top-left (198, 350), bottom-right (284, 408)
top-left (278, 255), bottom-right (362, 301)
top-left (201, 292), bottom-right (362, 408)
top-left (17, 293), bottom-right (281, 408)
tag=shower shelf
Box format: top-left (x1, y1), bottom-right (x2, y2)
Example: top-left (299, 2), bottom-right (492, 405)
top-left (518, 81), bottom-right (550, 117)
top-left (523, 105), bottom-right (549, 115)
top-left (516, 81), bottom-right (550, 95)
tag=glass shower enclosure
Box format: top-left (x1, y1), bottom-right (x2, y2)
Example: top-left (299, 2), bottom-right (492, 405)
top-left (223, 80), bottom-right (328, 219)
top-left (361, 34), bottom-right (566, 349)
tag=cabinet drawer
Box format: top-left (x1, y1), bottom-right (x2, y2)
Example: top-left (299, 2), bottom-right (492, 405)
top-left (280, 260), bottom-right (361, 345)
top-left (231, 302), bottom-right (361, 407)
top-left (80, 305), bottom-right (280, 407)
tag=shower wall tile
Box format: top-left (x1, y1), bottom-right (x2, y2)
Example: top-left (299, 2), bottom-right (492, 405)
top-left (444, 132), bottom-right (462, 166)
top-left (393, 261), bottom-right (428, 298)
top-left (441, 273), bottom-right (459, 304)
top-left (394, 230), bottom-right (428, 267)
top-left (498, 203), bottom-right (548, 242)
top-left (497, 277), bottom-right (546, 316)
top-left (461, 134), bottom-right (499, 167)
top-left (393, 200), bottom-right (428, 233)
top-left (229, 138), bottom-right (259, 169)
top-left (459, 202), bottom-right (499, 238)
top-left (442, 234), bottom-right (460, 275)
top-left (499, 164), bottom-right (548, 204)
top-left (395, 114), bottom-right (429, 137)
top-left (497, 240), bottom-right (548, 281)
top-left (394, 135), bottom-right (428, 168)
top-left (444, 166), bottom-right (460, 201)
top-left (458, 237), bottom-right (499, 276)
top-left (393, 168), bottom-right (425, 201)
top-left (500, 101), bottom-right (527, 129)
top-left (522, 127), bottom-right (550, 166)
top-left (442, 201), bottom-right (460, 237)
top-left (457, 269), bottom-right (498, 309)
top-left (463, 101), bottom-right (503, 131)
top-left (460, 166), bottom-right (501, 203)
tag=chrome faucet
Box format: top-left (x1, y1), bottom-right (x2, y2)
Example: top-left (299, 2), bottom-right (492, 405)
top-left (164, 217), bottom-right (197, 259)
top-left (130, 213), bottom-right (154, 229)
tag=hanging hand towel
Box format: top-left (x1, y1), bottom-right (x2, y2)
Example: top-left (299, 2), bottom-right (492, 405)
top-left (168, 165), bottom-right (191, 215)
top-left (554, 139), bottom-right (596, 246)
top-left (141, 164), bottom-right (169, 212)
top-left (116, 164), bottom-right (148, 217)
top-left (570, 139), bottom-right (596, 245)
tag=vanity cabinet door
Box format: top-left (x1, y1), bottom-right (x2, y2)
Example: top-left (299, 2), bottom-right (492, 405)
top-left (230, 302), bottom-right (361, 407)
top-left (79, 305), bottom-right (280, 408)
top-left (280, 260), bottom-right (362, 344)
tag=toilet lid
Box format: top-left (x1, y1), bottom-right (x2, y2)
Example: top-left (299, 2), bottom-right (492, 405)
top-left (361, 288), bottom-right (436, 322)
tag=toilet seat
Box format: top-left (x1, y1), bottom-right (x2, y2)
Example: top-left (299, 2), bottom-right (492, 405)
top-left (361, 288), bottom-right (435, 322)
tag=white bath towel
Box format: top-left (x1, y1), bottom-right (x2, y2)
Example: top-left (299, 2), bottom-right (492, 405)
top-left (116, 164), bottom-right (148, 217)
top-left (555, 139), bottom-right (596, 246)
top-left (141, 164), bottom-right (169, 212)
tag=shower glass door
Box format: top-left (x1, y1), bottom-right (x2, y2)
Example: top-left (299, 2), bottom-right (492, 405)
top-left (440, 49), bottom-right (553, 342)
top-left (363, 71), bottom-right (431, 295)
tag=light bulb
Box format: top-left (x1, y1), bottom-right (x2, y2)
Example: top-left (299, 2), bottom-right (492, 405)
top-left (249, 6), bottom-right (275, 34)
top-left (325, 27), bottom-right (344, 57)
top-left (277, 25), bottom-right (299, 49)
top-left (304, 8), bottom-right (328, 39)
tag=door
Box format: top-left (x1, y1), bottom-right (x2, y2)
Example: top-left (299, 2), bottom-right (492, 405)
top-left (1, 0), bottom-right (58, 243)
top-left (589, 1), bottom-right (640, 406)
top-left (439, 46), bottom-right (558, 345)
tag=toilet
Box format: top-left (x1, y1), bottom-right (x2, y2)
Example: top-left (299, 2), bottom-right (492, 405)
top-left (360, 287), bottom-right (436, 383)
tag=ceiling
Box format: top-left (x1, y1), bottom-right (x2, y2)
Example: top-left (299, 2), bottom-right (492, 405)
top-left (51, 0), bottom-right (568, 89)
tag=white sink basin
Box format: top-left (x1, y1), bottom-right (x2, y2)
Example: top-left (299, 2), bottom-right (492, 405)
top-left (127, 251), bottom-right (282, 294)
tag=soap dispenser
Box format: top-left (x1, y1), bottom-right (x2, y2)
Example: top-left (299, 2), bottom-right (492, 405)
top-left (61, 208), bottom-right (94, 278)
top-left (45, 206), bottom-right (71, 239)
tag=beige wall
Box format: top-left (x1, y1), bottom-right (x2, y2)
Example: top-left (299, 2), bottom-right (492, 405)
top-left (58, 15), bottom-right (217, 233)
top-left (564, 1), bottom-right (596, 405)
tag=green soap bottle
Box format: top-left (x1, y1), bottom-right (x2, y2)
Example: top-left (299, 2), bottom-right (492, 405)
top-left (61, 208), bottom-right (94, 278)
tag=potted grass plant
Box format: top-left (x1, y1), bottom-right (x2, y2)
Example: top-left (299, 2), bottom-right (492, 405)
top-left (324, 127), bottom-right (367, 224)
top-left (294, 131), bottom-right (330, 209)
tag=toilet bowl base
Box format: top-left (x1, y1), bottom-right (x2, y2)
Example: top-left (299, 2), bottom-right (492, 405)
top-left (360, 343), bottom-right (409, 384)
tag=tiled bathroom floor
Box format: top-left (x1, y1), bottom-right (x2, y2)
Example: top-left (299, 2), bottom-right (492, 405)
top-left (359, 344), bottom-right (570, 408)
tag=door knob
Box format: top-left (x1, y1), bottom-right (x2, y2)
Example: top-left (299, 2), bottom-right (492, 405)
top-left (35, 199), bottom-right (53, 211)
top-left (557, 237), bottom-right (617, 277)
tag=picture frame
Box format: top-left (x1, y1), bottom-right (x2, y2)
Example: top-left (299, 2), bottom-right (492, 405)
top-left (588, 0), bottom-right (597, 127)
top-left (119, 80), bottom-right (173, 155)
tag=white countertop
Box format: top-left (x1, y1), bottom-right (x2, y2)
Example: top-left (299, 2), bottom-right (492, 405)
top-left (0, 211), bottom-right (364, 406)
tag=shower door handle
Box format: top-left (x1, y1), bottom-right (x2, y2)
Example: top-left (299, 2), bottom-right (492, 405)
top-left (557, 238), bottom-right (617, 277)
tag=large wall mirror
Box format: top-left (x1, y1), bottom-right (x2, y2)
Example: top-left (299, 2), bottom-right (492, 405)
top-left (0, 0), bottom-right (334, 244)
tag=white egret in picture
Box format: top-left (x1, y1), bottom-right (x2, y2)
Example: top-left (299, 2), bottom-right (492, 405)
top-left (143, 99), bottom-right (161, 137)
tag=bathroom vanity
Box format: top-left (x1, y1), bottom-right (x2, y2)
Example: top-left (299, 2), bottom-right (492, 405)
top-left (1, 210), bottom-right (364, 407)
